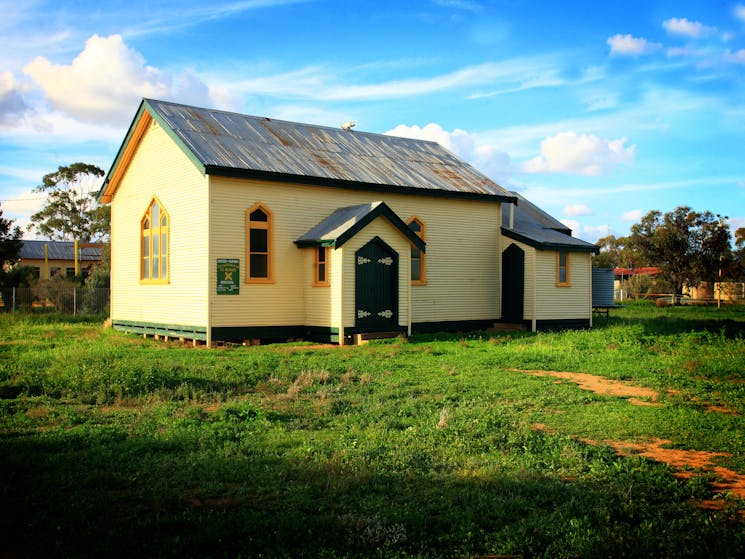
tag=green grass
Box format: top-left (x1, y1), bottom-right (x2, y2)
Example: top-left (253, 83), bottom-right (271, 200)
top-left (1, 302), bottom-right (745, 558)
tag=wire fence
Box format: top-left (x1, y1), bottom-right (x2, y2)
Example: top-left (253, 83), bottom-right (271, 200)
top-left (0, 287), bottom-right (110, 315)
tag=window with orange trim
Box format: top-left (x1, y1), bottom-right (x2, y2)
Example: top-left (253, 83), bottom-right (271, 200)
top-left (246, 204), bottom-right (273, 283)
top-left (313, 246), bottom-right (330, 286)
top-left (406, 217), bottom-right (426, 284)
top-left (556, 251), bottom-right (570, 286)
top-left (141, 198), bottom-right (169, 283)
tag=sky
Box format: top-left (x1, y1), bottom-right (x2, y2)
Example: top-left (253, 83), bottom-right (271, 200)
top-left (1, 0), bottom-right (744, 243)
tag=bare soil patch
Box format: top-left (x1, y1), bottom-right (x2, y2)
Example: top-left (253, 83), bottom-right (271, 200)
top-left (514, 368), bottom-right (738, 415)
top-left (603, 438), bottom-right (745, 511)
top-left (513, 369), bottom-right (661, 406)
top-left (520, 368), bottom-right (744, 512)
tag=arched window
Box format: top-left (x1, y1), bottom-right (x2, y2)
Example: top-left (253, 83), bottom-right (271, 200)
top-left (141, 198), bottom-right (169, 283)
top-left (406, 216), bottom-right (426, 285)
top-left (246, 203), bottom-right (273, 283)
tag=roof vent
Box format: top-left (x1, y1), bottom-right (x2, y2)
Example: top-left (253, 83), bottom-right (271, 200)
top-left (341, 121), bottom-right (356, 131)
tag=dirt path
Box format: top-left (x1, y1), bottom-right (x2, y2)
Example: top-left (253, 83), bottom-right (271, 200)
top-left (514, 369), bottom-right (661, 406)
top-left (515, 368), bottom-right (744, 511)
top-left (602, 438), bottom-right (745, 508)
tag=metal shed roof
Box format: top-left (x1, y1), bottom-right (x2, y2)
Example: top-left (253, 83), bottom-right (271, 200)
top-left (501, 192), bottom-right (598, 253)
top-left (20, 240), bottom-right (104, 261)
top-left (102, 99), bottom-right (517, 203)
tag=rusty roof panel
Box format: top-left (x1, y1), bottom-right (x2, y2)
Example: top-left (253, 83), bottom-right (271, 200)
top-left (145, 99), bottom-right (512, 198)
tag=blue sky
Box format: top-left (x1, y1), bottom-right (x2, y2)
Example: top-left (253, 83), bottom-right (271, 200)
top-left (1, 0), bottom-right (744, 242)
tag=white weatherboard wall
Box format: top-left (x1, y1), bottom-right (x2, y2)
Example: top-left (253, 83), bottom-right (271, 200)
top-left (208, 177), bottom-right (503, 329)
top-left (110, 120), bottom-right (209, 329)
top-left (302, 246), bottom-right (334, 329)
top-left (534, 250), bottom-right (591, 321)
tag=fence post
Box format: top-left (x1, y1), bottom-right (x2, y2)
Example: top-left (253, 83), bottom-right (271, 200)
top-left (73, 288), bottom-right (77, 316)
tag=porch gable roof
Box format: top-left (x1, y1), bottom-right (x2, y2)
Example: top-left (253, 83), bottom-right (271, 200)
top-left (294, 201), bottom-right (425, 251)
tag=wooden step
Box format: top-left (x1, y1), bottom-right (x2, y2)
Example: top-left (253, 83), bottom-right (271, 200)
top-left (352, 331), bottom-right (404, 345)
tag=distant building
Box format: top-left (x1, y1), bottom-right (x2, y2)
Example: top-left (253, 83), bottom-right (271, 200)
top-left (17, 241), bottom-right (104, 280)
top-left (614, 266), bottom-right (660, 279)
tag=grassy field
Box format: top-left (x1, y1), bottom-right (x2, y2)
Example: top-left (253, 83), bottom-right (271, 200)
top-left (1, 302), bottom-right (744, 558)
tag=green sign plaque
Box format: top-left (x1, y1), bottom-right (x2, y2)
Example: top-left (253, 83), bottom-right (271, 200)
top-left (217, 259), bottom-right (240, 295)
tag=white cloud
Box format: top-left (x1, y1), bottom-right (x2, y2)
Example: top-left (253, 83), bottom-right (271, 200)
top-left (0, 71), bottom-right (30, 126)
top-left (560, 219), bottom-right (580, 234)
top-left (563, 204), bottom-right (593, 217)
top-left (663, 17), bottom-right (717, 38)
top-left (607, 34), bottom-right (661, 56)
top-left (582, 224), bottom-right (612, 241)
top-left (724, 49), bottom-right (745, 64)
top-left (22, 34), bottom-right (220, 127)
top-left (734, 4), bottom-right (745, 22)
top-left (555, 220), bottom-right (610, 242)
top-left (523, 131), bottom-right (635, 176)
top-left (0, 187), bottom-right (46, 235)
top-left (385, 122), bottom-right (512, 182)
top-left (621, 209), bottom-right (643, 222)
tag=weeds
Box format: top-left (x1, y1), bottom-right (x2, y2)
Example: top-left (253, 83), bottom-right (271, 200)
top-left (1, 304), bottom-right (745, 558)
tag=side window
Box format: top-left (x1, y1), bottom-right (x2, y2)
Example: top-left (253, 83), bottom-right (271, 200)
top-left (556, 251), bottom-right (570, 286)
top-left (246, 203), bottom-right (273, 283)
top-left (313, 246), bottom-right (330, 287)
top-left (406, 216), bottom-right (426, 285)
top-left (141, 198), bottom-right (169, 283)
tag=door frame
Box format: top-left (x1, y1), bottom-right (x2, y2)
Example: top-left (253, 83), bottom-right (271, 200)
top-left (502, 243), bottom-right (525, 323)
top-left (354, 236), bottom-right (399, 332)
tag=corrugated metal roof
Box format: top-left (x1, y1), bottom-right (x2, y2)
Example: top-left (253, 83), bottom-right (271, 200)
top-left (502, 192), bottom-right (597, 253)
top-left (20, 241), bottom-right (103, 261)
top-left (143, 99), bottom-right (514, 200)
top-left (503, 191), bottom-right (571, 234)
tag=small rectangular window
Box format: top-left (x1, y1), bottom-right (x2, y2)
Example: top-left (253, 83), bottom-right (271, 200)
top-left (411, 247), bottom-right (421, 281)
top-left (314, 247), bottom-right (329, 286)
top-left (556, 251), bottom-right (570, 286)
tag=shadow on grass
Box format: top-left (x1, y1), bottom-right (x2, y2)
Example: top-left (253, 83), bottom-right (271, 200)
top-left (612, 316), bottom-right (745, 338)
top-left (2, 427), bottom-right (744, 559)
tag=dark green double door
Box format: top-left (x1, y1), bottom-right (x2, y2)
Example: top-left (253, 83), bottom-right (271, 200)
top-left (355, 237), bottom-right (398, 332)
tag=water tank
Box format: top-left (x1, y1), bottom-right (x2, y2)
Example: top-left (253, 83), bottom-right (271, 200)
top-left (592, 267), bottom-right (615, 307)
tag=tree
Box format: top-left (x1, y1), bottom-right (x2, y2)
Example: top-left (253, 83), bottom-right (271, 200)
top-left (592, 235), bottom-right (623, 269)
top-left (690, 211), bottom-right (732, 285)
top-left (0, 203), bottom-right (23, 283)
top-left (592, 234), bottom-right (649, 269)
top-left (733, 227), bottom-right (745, 281)
top-left (28, 163), bottom-right (109, 242)
top-left (626, 207), bottom-right (732, 300)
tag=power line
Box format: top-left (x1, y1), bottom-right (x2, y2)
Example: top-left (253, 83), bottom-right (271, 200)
top-left (0, 196), bottom-right (46, 202)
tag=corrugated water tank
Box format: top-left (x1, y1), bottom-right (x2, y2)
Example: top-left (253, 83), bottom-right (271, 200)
top-left (592, 267), bottom-right (615, 307)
